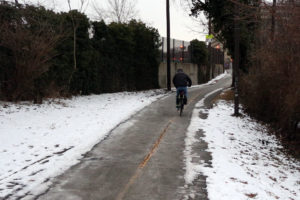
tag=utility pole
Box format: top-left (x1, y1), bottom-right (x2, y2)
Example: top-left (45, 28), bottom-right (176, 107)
top-left (208, 19), bottom-right (213, 80)
top-left (271, 0), bottom-right (277, 40)
top-left (234, 4), bottom-right (240, 116)
top-left (205, 0), bottom-right (213, 81)
top-left (166, 0), bottom-right (171, 91)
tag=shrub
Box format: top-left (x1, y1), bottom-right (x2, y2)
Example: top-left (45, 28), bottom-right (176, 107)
top-left (241, 2), bottom-right (300, 139)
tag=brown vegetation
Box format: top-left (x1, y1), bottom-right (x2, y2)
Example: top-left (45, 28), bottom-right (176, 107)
top-left (245, 193), bottom-right (258, 198)
top-left (241, 1), bottom-right (300, 141)
top-left (219, 89), bottom-right (234, 101)
top-left (0, 8), bottom-right (63, 102)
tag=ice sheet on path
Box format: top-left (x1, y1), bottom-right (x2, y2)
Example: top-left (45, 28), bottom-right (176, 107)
top-left (187, 71), bottom-right (230, 90)
top-left (205, 71), bottom-right (228, 85)
top-left (0, 90), bottom-right (166, 199)
top-left (184, 98), bottom-right (300, 200)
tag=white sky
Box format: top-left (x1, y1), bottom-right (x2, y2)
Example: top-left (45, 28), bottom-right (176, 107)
top-left (134, 0), bottom-right (207, 41)
top-left (17, 0), bottom-right (207, 41)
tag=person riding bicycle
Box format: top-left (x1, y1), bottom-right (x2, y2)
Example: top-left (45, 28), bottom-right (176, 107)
top-left (172, 69), bottom-right (192, 109)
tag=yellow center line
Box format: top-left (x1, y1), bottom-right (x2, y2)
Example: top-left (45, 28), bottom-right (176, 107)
top-left (115, 120), bottom-right (173, 200)
top-left (139, 120), bottom-right (173, 169)
top-left (115, 167), bottom-right (142, 200)
top-left (116, 92), bottom-right (203, 200)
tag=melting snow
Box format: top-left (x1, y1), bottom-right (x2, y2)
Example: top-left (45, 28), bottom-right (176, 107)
top-left (184, 97), bottom-right (300, 200)
top-left (0, 90), bottom-right (166, 199)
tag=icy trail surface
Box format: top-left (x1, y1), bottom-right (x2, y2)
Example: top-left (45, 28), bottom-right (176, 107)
top-left (0, 90), bottom-right (166, 199)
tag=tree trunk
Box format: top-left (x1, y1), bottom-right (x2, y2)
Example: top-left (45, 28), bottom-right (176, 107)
top-left (234, 4), bottom-right (240, 116)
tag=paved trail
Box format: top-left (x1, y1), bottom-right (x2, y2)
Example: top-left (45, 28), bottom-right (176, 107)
top-left (38, 76), bottom-right (231, 200)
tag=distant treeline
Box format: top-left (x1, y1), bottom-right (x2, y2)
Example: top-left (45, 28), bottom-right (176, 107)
top-left (0, 2), bottom-right (160, 102)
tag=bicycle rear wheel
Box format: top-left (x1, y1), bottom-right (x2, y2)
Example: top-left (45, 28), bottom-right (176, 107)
top-left (179, 97), bottom-right (184, 116)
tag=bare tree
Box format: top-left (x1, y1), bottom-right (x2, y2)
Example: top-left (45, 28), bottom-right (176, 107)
top-left (242, 1), bottom-right (300, 137)
top-left (179, 0), bottom-right (208, 36)
top-left (67, 0), bottom-right (89, 86)
top-left (0, 12), bottom-right (63, 101)
top-left (93, 0), bottom-right (138, 23)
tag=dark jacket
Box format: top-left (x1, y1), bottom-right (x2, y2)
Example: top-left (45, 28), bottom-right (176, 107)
top-left (172, 72), bottom-right (192, 88)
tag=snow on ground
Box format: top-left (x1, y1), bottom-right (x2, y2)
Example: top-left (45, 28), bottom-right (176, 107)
top-left (190, 70), bottom-right (229, 89)
top-left (205, 71), bottom-right (228, 85)
top-left (184, 94), bottom-right (300, 200)
top-left (0, 90), bottom-right (166, 199)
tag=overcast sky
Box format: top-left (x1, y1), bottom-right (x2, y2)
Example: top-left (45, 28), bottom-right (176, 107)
top-left (134, 0), bottom-right (207, 41)
top-left (17, 0), bottom-right (207, 41)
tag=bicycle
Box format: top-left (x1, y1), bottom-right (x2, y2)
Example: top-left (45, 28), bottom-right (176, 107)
top-left (177, 90), bottom-right (186, 116)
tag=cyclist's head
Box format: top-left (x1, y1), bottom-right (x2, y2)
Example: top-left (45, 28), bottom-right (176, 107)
top-left (177, 69), bottom-right (183, 73)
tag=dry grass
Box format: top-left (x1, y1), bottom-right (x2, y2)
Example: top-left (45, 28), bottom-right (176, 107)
top-left (212, 89), bottom-right (234, 105)
top-left (218, 89), bottom-right (234, 101)
top-left (240, 1), bottom-right (300, 157)
top-left (245, 193), bottom-right (258, 198)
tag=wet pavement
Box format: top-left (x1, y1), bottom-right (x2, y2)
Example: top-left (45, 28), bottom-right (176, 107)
top-left (38, 76), bottom-right (231, 200)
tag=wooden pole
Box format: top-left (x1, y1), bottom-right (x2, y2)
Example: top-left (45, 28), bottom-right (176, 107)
top-left (271, 0), bottom-right (277, 40)
top-left (208, 19), bottom-right (213, 81)
top-left (166, 0), bottom-right (171, 90)
top-left (234, 4), bottom-right (240, 116)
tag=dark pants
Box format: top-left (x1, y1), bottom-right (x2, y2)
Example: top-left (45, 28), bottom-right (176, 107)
top-left (176, 87), bottom-right (188, 105)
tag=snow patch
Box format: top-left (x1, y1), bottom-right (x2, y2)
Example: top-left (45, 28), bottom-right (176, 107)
top-left (184, 99), bottom-right (300, 200)
top-left (0, 90), bottom-right (166, 199)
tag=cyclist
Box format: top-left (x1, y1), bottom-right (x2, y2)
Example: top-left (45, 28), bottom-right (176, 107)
top-left (172, 69), bottom-right (192, 109)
